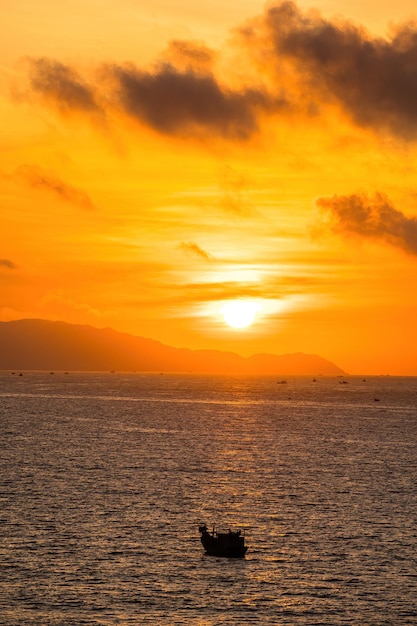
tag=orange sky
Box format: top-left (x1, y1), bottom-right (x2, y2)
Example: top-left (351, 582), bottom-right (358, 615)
top-left (2, 0), bottom-right (417, 375)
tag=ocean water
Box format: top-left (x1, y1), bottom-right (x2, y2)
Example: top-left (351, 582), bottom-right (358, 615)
top-left (0, 372), bottom-right (416, 625)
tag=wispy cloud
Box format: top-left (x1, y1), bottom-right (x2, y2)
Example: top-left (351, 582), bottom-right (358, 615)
top-left (179, 241), bottom-right (214, 260)
top-left (317, 192), bottom-right (417, 255)
top-left (15, 164), bottom-right (96, 210)
top-left (218, 165), bottom-right (253, 216)
top-left (164, 40), bottom-right (216, 73)
top-left (0, 259), bottom-right (17, 269)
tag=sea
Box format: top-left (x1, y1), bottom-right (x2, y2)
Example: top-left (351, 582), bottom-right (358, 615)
top-left (0, 371), bottom-right (416, 625)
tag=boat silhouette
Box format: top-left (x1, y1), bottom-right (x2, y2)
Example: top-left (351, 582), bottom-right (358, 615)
top-left (199, 524), bottom-right (248, 558)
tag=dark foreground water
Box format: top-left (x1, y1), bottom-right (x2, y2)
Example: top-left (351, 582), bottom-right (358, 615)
top-left (0, 372), bottom-right (416, 625)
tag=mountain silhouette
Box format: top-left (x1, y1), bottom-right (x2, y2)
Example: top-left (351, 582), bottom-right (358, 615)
top-left (0, 319), bottom-right (345, 375)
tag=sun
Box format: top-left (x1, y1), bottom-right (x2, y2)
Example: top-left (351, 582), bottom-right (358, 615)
top-left (222, 300), bottom-right (261, 329)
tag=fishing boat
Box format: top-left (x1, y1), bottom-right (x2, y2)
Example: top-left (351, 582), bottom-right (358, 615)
top-left (199, 524), bottom-right (248, 558)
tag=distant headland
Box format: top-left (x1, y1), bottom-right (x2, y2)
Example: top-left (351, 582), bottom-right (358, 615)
top-left (0, 319), bottom-right (345, 375)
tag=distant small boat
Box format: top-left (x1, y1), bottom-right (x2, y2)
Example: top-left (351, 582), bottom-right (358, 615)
top-left (199, 525), bottom-right (248, 558)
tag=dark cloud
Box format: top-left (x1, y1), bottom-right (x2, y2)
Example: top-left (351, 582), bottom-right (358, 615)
top-left (253, 1), bottom-right (417, 138)
top-left (317, 192), bottom-right (417, 255)
top-left (16, 164), bottom-right (96, 210)
top-left (0, 259), bottom-right (17, 269)
top-left (107, 63), bottom-right (277, 139)
top-left (27, 57), bottom-right (101, 114)
top-left (179, 242), bottom-right (213, 260)
top-left (23, 56), bottom-right (283, 139)
top-left (20, 3), bottom-right (417, 141)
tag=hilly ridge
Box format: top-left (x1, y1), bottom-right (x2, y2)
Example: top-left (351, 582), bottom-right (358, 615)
top-left (0, 319), bottom-right (345, 375)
